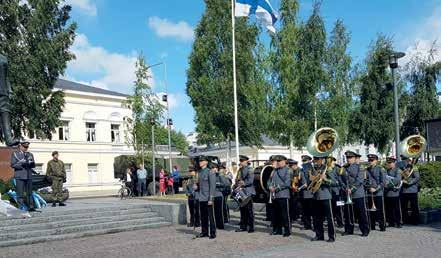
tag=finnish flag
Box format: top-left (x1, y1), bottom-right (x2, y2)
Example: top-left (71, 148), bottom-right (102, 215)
top-left (235, 0), bottom-right (278, 33)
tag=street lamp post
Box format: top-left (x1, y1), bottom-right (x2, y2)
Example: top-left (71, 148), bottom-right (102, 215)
top-left (150, 117), bottom-right (156, 195)
top-left (388, 51), bottom-right (405, 161)
top-left (163, 62), bottom-right (173, 173)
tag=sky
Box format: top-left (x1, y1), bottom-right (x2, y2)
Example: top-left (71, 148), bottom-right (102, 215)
top-left (64, 0), bottom-right (441, 135)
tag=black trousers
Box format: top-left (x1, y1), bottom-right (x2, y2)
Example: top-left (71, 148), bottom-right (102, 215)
top-left (200, 201), bottom-right (216, 237)
top-left (214, 196), bottom-right (225, 229)
top-left (331, 193), bottom-right (343, 227)
top-left (401, 193), bottom-right (419, 225)
top-left (188, 198), bottom-right (200, 227)
top-left (222, 194), bottom-right (230, 223)
top-left (266, 203), bottom-right (273, 221)
top-left (15, 179), bottom-right (33, 209)
top-left (385, 196), bottom-right (402, 227)
top-left (313, 199), bottom-right (335, 240)
top-left (272, 198), bottom-right (290, 233)
top-left (368, 195), bottom-right (386, 230)
top-left (239, 200), bottom-right (254, 230)
top-left (173, 182), bottom-right (179, 194)
top-left (344, 197), bottom-right (369, 235)
top-left (289, 192), bottom-right (301, 222)
top-left (301, 198), bottom-right (313, 229)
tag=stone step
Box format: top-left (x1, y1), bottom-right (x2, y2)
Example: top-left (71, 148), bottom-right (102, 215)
top-left (0, 204), bottom-right (152, 221)
top-left (0, 217), bottom-right (165, 241)
top-left (0, 221), bottom-right (171, 248)
top-left (1, 211), bottom-right (159, 233)
top-left (0, 207), bottom-right (152, 227)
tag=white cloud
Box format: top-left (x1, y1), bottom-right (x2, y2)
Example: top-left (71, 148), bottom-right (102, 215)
top-left (66, 33), bottom-right (154, 92)
top-left (148, 16), bottom-right (194, 42)
top-left (65, 0), bottom-right (97, 16)
top-left (401, 6), bottom-right (441, 66)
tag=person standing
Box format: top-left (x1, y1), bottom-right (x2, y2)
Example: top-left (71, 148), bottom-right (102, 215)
top-left (195, 156), bottom-right (216, 239)
top-left (269, 155), bottom-right (292, 237)
top-left (329, 161), bottom-right (344, 228)
top-left (219, 163), bottom-right (232, 224)
top-left (398, 155), bottom-right (420, 225)
top-left (46, 151), bottom-right (66, 207)
top-left (136, 163), bottom-right (147, 197)
top-left (384, 156), bottom-right (402, 228)
top-left (300, 155), bottom-right (314, 230)
top-left (366, 154), bottom-right (386, 231)
top-left (342, 151), bottom-right (369, 237)
top-left (186, 166), bottom-right (200, 227)
top-left (159, 169), bottom-right (166, 196)
top-left (288, 159), bottom-right (302, 223)
top-left (171, 165), bottom-right (180, 194)
top-left (311, 156), bottom-right (337, 242)
top-left (234, 155), bottom-right (255, 233)
top-left (211, 163), bottom-right (225, 229)
top-left (123, 168), bottom-right (134, 197)
top-left (11, 141), bottom-right (36, 211)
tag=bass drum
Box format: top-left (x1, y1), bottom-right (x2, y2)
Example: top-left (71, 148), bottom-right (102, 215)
top-left (252, 165), bottom-right (274, 203)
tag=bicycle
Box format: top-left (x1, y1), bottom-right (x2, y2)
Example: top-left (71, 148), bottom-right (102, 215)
top-left (118, 180), bottom-right (132, 200)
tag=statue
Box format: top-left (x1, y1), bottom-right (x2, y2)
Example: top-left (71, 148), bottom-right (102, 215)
top-left (0, 54), bottom-right (20, 146)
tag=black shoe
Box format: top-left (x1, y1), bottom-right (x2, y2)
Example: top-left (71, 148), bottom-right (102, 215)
top-left (341, 232), bottom-right (353, 236)
top-left (327, 238), bottom-right (335, 243)
top-left (336, 224), bottom-right (344, 228)
top-left (311, 236), bottom-right (324, 241)
top-left (361, 233), bottom-right (369, 237)
top-left (302, 226), bottom-right (312, 230)
top-left (196, 233), bottom-right (208, 238)
top-left (58, 202), bottom-right (66, 206)
top-left (248, 229), bottom-right (254, 233)
top-left (195, 224), bottom-right (200, 228)
top-left (396, 225), bottom-right (402, 228)
top-left (209, 235), bottom-right (216, 239)
top-left (188, 224), bottom-right (193, 228)
top-left (270, 231), bottom-right (282, 235)
top-left (235, 228), bottom-right (247, 232)
top-left (371, 227), bottom-right (376, 231)
top-left (52, 203), bottom-right (57, 207)
top-left (283, 232), bottom-right (291, 237)
top-left (379, 228), bottom-right (386, 232)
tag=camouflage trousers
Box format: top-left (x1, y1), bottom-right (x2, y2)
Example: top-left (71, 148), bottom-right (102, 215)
top-left (51, 177), bottom-right (64, 203)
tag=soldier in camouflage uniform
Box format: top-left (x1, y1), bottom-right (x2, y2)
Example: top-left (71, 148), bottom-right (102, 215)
top-left (46, 151), bottom-right (66, 207)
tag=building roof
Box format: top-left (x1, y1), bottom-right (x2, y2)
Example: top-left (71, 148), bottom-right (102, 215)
top-left (55, 79), bottom-right (129, 97)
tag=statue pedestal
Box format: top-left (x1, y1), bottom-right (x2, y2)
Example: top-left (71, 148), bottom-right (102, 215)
top-left (0, 147), bottom-right (14, 182)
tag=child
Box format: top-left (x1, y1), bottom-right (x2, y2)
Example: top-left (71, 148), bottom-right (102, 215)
top-left (167, 172), bottom-right (174, 195)
top-left (159, 169), bottom-right (166, 196)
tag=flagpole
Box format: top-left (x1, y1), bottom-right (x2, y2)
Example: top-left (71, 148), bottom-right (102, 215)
top-left (231, 0), bottom-right (240, 180)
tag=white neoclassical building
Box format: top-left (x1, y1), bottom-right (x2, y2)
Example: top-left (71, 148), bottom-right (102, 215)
top-left (25, 79), bottom-right (134, 194)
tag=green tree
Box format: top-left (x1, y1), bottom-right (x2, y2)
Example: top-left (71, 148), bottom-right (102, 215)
top-left (295, 2), bottom-right (327, 144)
top-left (125, 55), bottom-right (164, 156)
top-left (267, 0), bottom-right (302, 147)
top-left (0, 0), bottom-right (77, 139)
top-left (186, 0), bottom-right (266, 147)
top-left (351, 35), bottom-right (406, 153)
top-left (402, 45), bottom-right (441, 137)
top-left (320, 19), bottom-right (353, 143)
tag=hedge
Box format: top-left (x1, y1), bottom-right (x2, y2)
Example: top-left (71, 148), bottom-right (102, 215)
top-left (419, 187), bottom-right (441, 209)
top-left (417, 161), bottom-right (441, 189)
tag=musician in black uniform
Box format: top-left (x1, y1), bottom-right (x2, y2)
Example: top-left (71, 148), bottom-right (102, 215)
top-left (384, 156), bottom-right (402, 228)
top-left (186, 166), bottom-right (200, 227)
top-left (219, 163), bottom-right (232, 224)
top-left (329, 161), bottom-right (344, 228)
top-left (342, 151), bottom-right (369, 237)
top-left (269, 155), bottom-right (292, 237)
top-left (366, 154), bottom-right (386, 231)
top-left (235, 155), bottom-right (255, 233)
top-left (265, 155), bottom-right (278, 223)
top-left (300, 155), bottom-right (313, 230)
top-left (398, 155), bottom-right (420, 225)
top-left (310, 156), bottom-right (337, 242)
top-left (288, 159), bottom-right (302, 223)
top-left (211, 162), bottom-right (228, 229)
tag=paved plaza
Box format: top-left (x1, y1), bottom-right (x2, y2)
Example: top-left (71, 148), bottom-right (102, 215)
top-left (1, 210), bottom-right (440, 258)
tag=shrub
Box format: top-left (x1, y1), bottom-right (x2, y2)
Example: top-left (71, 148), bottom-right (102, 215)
top-left (419, 187), bottom-right (441, 209)
top-left (417, 161), bottom-right (441, 189)
top-left (0, 179), bottom-right (14, 195)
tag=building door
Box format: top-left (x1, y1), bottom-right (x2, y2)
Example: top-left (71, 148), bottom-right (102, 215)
top-left (88, 163), bottom-right (98, 184)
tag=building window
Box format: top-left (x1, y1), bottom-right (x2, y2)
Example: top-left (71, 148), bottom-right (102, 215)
top-left (86, 122), bottom-right (96, 142)
top-left (58, 121), bottom-right (70, 141)
top-left (65, 163), bottom-right (72, 185)
top-left (88, 163), bottom-right (98, 184)
top-left (111, 124), bottom-right (120, 143)
top-left (35, 163), bottom-right (44, 174)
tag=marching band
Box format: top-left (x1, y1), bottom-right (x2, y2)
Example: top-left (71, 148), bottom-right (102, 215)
top-left (187, 128), bottom-right (425, 242)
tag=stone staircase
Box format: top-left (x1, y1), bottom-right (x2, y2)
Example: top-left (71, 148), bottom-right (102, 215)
top-left (0, 204), bottom-right (170, 247)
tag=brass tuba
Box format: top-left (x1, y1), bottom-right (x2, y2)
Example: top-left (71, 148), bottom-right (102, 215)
top-left (306, 128), bottom-right (339, 193)
top-left (399, 134), bottom-right (426, 182)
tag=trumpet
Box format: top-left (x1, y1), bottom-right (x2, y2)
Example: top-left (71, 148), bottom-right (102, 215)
top-left (346, 189), bottom-right (353, 205)
top-left (369, 193), bottom-right (377, 211)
